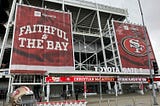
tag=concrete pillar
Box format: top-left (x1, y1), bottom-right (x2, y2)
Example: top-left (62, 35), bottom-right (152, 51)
top-left (114, 82), bottom-right (118, 96)
top-left (72, 82), bottom-right (75, 97)
top-left (84, 81), bottom-right (87, 99)
top-left (118, 82), bottom-right (122, 94)
top-left (107, 82), bottom-right (111, 94)
top-left (46, 83), bottom-right (50, 102)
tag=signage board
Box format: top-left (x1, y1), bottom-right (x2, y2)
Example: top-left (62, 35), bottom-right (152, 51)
top-left (45, 76), bottom-right (116, 83)
top-left (10, 5), bottom-right (74, 73)
top-left (113, 21), bottom-right (157, 74)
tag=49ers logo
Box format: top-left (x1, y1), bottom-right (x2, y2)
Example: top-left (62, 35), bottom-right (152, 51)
top-left (121, 36), bottom-right (147, 56)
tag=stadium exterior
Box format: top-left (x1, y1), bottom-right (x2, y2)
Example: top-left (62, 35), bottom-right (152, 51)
top-left (0, 0), bottom-right (158, 102)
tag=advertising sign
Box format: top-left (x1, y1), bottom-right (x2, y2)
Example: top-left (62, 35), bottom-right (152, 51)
top-left (118, 77), bottom-right (146, 82)
top-left (72, 76), bottom-right (116, 82)
top-left (45, 76), bottom-right (116, 83)
top-left (10, 5), bottom-right (74, 73)
top-left (113, 21), bottom-right (156, 74)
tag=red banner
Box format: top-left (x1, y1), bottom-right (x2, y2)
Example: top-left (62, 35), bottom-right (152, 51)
top-left (72, 76), bottom-right (116, 82)
top-left (113, 21), bottom-right (156, 73)
top-left (10, 5), bottom-right (74, 73)
top-left (45, 76), bottom-right (116, 82)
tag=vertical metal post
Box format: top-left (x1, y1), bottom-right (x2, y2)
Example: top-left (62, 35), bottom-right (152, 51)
top-left (6, 75), bottom-right (12, 102)
top-left (42, 76), bottom-right (45, 92)
top-left (118, 82), bottom-right (122, 94)
top-left (62, 0), bottom-right (65, 11)
top-left (84, 81), bottom-right (87, 99)
top-left (19, 0), bottom-right (23, 4)
top-left (111, 19), bottom-right (123, 73)
top-left (41, 75), bottom-right (45, 102)
top-left (0, 0), bottom-right (17, 68)
top-left (72, 82), bottom-right (75, 97)
top-left (107, 19), bottom-right (117, 93)
top-left (107, 20), bottom-right (118, 69)
top-left (137, 0), bottom-right (158, 105)
top-left (4, 0), bottom-right (17, 103)
top-left (95, 0), bottom-right (107, 68)
top-left (96, 1), bottom-right (111, 100)
top-left (79, 41), bottom-right (82, 70)
top-left (66, 84), bottom-right (69, 94)
top-left (114, 82), bottom-right (118, 96)
top-left (99, 71), bottom-right (102, 106)
top-left (46, 82), bottom-right (50, 102)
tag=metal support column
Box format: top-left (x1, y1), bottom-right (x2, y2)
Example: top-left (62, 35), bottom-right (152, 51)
top-left (118, 82), bottom-right (122, 94)
top-left (6, 75), bottom-right (13, 102)
top-left (66, 84), bottom-right (69, 93)
top-left (62, 0), bottom-right (65, 11)
top-left (84, 81), bottom-right (87, 99)
top-left (96, 0), bottom-right (107, 69)
top-left (5, 0), bottom-right (18, 103)
top-left (79, 41), bottom-right (82, 70)
top-left (72, 82), bottom-right (75, 97)
top-left (107, 20), bottom-right (118, 93)
top-left (96, 1), bottom-right (112, 95)
top-left (46, 83), bottom-right (50, 102)
top-left (111, 19), bottom-right (123, 71)
top-left (137, 0), bottom-right (158, 105)
top-left (114, 82), bottom-right (118, 97)
top-left (42, 75), bottom-right (45, 101)
top-left (0, 0), bottom-right (17, 66)
top-left (107, 20), bottom-right (118, 68)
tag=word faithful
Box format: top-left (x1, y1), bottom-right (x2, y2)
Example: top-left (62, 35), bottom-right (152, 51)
top-left (19, 24), bottom-right (68, 41)
top-left (17, 24), bottom-right (70, 51)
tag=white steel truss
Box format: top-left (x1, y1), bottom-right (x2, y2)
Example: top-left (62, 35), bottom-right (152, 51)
top-left (0, 0), bottom-right (128, 102)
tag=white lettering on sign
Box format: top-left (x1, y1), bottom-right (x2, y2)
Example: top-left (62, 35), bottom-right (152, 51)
top-left (118, 77), bottom-right (146, 82)
top-left (18, 38), bottom-right (69, 51)
top-left (18, 24), bottom-right (69, 51)
top-left (19, 24), bottom-right (68, 41)
top-left (94, 67), bottom-right (120, 73)
top-left (94, 67), bottom-right (151, 74)
top-left (121, 68), bottom-right (150, 74)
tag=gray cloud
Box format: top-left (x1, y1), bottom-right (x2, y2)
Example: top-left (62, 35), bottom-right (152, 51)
top-left (140, 0), bottom-right (160, 65)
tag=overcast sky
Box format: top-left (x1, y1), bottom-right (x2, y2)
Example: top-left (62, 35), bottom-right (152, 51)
top-left (86, 0), bottom-right (160, 66)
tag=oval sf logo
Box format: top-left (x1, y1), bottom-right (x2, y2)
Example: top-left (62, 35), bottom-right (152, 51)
top-left (121, 36), bottom-right (147, 56)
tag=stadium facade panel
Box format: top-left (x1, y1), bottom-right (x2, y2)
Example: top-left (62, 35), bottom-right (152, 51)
top-left (0, 0), bottom-right (157, 102)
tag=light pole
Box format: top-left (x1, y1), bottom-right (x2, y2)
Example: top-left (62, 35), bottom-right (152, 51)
top-left (137, 0), bottom-right (158, 105)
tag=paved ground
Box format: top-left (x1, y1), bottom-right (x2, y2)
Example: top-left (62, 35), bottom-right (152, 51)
top-left (50, 92), bottom-right (160, 106)
top-left (85, 93), bottom-right (160, 106)
top-left (1, 92), bottom-right (160, 106)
